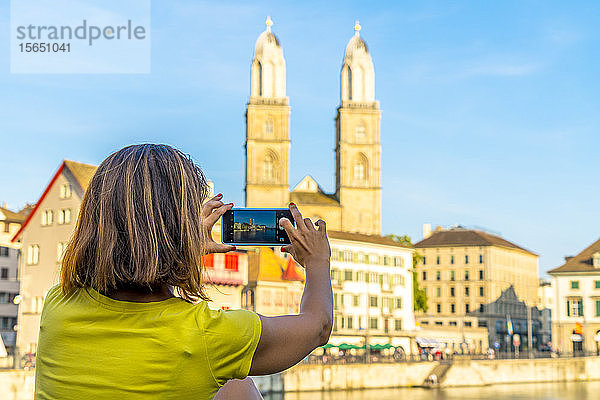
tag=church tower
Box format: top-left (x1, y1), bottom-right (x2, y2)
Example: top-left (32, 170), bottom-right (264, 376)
top-left (245, 17), bottom-right (291, 207)
top-left (335, 22), bottom-right (382, 235)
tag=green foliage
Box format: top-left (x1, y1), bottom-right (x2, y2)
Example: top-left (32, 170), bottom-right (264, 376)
top-left (387, 234), bottom-right (428, 313)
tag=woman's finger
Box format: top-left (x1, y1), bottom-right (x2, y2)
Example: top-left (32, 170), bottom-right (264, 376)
top-left (304, 218), bottom-right (315, 231)
top-left (316, 219), bottom-right (327, 234)
top-left (204, 203), bottom-right (233, 227)
top-left (289, 203), bottom-right (307, 232)
top-left (279, 217), bottom-right (309, 251)
top-left (201, 194), bottom-right (224, 217)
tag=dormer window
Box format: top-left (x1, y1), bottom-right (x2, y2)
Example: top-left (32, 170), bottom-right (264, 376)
top-left (594, 252), bottom-right (600, 268)
top-left (59, 183), bottom-right (72, 199)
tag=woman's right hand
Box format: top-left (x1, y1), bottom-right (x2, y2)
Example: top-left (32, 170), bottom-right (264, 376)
top-left (279, 203), bottom-right (330, 267)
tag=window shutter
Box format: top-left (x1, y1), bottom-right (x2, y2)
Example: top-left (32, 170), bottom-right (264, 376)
top-left (567, 301), bottom-right (570, 317)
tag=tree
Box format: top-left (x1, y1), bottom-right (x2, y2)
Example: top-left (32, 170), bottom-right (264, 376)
top-left (387, 234), bottom-right (428, 313)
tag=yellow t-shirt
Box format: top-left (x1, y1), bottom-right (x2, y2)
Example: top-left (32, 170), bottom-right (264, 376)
top-left (34, 285), bottom-right (262, 400)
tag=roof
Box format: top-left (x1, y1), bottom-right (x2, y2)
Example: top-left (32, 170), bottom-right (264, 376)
top-left (328, 230), bottom-right (413, 249)
top-left (281, 257), bottom-right (305, 282)
top-left (12, 160), bottom-right (97, 242)
top-left (290, 191), bottom-right (340, 206)
top-left (64, 160), bottom-right (97, 191)
top-left (548, 237), bottom-right (600, 275)
top-left (248, 248), bottom-right (305, 283)
top-left (345, 34), bottom-right (369, 58)
top-left (0, 206), bottom-right (29, 224)
top-left (414, 228), bottom-right (536, 256)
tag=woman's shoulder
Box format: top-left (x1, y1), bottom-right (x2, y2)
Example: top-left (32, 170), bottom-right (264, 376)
top-left (194, 302), bottom-right (259, 334)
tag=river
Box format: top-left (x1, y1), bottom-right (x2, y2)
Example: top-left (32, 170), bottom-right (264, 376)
top-left (264, 381), bottom-right (600, 400)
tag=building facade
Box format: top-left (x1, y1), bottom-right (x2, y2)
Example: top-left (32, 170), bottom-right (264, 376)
top-left (414, 226), bottom-right (539, 352)
top-left (549, 237), bottom-right (600, 354)
top-left (0, 205), bottom-right (29, 353)
top-left (245, 19), bottom-right (381, 235)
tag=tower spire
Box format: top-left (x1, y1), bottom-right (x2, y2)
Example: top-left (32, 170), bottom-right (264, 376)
top-left (354, 20), bottom-right (361, 36)
top-left (266, 16), bottom-right (273, 32)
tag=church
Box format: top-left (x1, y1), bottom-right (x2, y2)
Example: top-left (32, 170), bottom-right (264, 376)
top-left (244, 18), bottom-right (382, 236)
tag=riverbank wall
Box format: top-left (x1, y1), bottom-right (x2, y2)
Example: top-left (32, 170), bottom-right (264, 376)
top-left (278, 356), bottom-right (600, 391)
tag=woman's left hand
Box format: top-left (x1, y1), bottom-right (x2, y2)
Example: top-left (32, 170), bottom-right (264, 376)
top-left (201, 194), bottom-right (235, 254)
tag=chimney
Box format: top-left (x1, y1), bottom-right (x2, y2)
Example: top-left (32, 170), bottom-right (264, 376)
top-left (423, 223), bottom-right (432, 239)
top-left (2, 202), bottom-right (6, 209)
top-left (564, 256), bottom-right (573, 262)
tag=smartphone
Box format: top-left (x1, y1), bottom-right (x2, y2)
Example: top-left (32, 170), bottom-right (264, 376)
top-left (221, 208), bottom-right (294, 246)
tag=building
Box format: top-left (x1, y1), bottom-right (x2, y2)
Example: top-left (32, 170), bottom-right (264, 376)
top-left (548, 237), bottom-right (600, 354)
top-left (245, 18), bottom-right (381, 235)
top-left (472, 285), bottom-right (544, 352)
top-left (11, 160), bottom-right (246, 354)
top-left (0, 205), bottom-right (29, 353)
top-left (414, 225), bottom-right (539, 352)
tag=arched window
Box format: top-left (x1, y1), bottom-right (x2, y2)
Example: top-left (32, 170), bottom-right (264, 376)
top-left (352, 154), bottom-right (368, 183)
top-left (263, 153), bottom-right (275, 181)
top-left (264, 119), bottom-right (274, 136)
top-left (355, 124), bottom-right (366, 142)
top-left (347, 66), bottom-right (353, 100)
top-left (258, 61), bottom-right (263, 96)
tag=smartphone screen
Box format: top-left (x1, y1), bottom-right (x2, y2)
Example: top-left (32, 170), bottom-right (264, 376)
top-left (221, 208), bottom-right (294, 246)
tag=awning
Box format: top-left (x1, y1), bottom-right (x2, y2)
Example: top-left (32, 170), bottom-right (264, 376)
top-left (416, 337), bottom-right (441, 348)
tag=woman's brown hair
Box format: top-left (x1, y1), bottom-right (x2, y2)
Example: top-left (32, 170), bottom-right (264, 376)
top-left (61, 144), bottom-right (210, 302)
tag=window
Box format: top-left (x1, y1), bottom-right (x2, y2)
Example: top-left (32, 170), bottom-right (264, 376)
top-left (41, 209), bottom-right (54, 226)
top-left (353, 161), bottom-right (366, 181)
top-left (464, 321), bottom-right (472, 327)
top-left (2, 222), bottom-right (9, 233)
top-left (465, 304), bottom-right (470, 313)
top-left (353, 295), bottom-right (360, 307)
top-left (369, 317), bottom-right (378, 330)
top-left (571, 281), bottom-right (580, 289)
top-left (436, 256), bottom-right (440, 265)
top-left (369, 296), bottom-right (378, 307)
top-left (343, 251), bottom-right (352, 262)
top-left (394, 319), bottom-right (402, 331)
top-left (0, 292), bottom-right (8, 304)
top-left (224, 254), bottom-right (238, 271)
top-left (27, 245), bottom-right (40, 265)
top-left (479, 287), bottom-right (484, 297)
top-left (422, 271), bottom-right (427, 281)
top-left (478, 320), bottom-right (488, 328)
top-left (436, 271), bottom-right (441, 281)
top-left (436, 287), bottom-right (441, 297)
top-left (450, 270), bottom-right (455, 281)
top-left (436, 304), bottom-right (441, 313)
top-left (421, 321), bottom-right (429, 325)
top-left (449, 321), bottom-right (457, 326)
top-left (346, 316), bottom-right (354, 329)
top-left (594, 252), bottom-right (600, 268)
top-left (395, 297), bottom-right (403, 309)
top-left (0, 268), bottom-right (8, 280)
top-left (57, 242), bottom-right (67, 262)
top-left (263, 154), bottom-right (275, 181)
top-left (435, 321), bottom-right (443, 326)
top-left (450, 287), bottom-right (455, 297)
top-left (264, 119), bottom-right (274, 136)
top-left (465, 287), bottom-right (470, 296)
top-left (465, 270), bottom-right (470, 281)
top-left (567, 298), bottom-right (583, 317)
top-left (450, 255), bottom-right (455, 264)
top-left (595, 281), bottom-right (600, 289)
top-left (58, 208), bottom-right (71, 224)
top-left (0, 247), bottom-right (8, 257)
top-left (423, 256), bottom-right (426, 265)
top-left (479, 270), bottom-right (484, 280)
top-left (465, 255), bottom-right (469, 264)
top-left (479, 254), bottom-right (483, 264)
top-left (596, 300), bottom-right (600, 317)
top-left (59, 183), bottom-right (72, 199)
top-left (344, 270), bottom-right (353, 281)
top-left (479, 304), bottom-right (484, 313)
top-left (203, 254), bottom-right (214, 268)
top-left (357, 271), bottom-right (365, 282)
top-left (450, 304), bottom-right (456, 313)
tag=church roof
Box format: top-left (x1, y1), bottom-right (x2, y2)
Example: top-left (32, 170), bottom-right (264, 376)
top-left (344, 21), bottom-right (370, 60)
top-left (254, 17), bottom-right (282, 57)
top-left (290, 175), bottom-right (340, 206)
top-left (328, 230), bottom-right (412, 249)
top-left (548, 237), bottom-right (600, 274)
top-left (414, 227), bottom-right (536, 256)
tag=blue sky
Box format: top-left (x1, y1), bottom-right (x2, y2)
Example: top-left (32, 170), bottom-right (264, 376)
top-left (1, 1), bottom-right (598, 275)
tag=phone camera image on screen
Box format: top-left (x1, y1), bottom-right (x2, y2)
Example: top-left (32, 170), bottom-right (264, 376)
top-left (222, 208), bottom-right (293, 245)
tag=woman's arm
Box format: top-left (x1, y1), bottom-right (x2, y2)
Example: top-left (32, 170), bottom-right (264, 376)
top-left (249, 203), bottom-right (333, 375)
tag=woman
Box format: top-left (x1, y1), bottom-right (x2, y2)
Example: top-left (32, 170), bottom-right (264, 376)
top-left (34, 144), bottom-right (333, 399)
